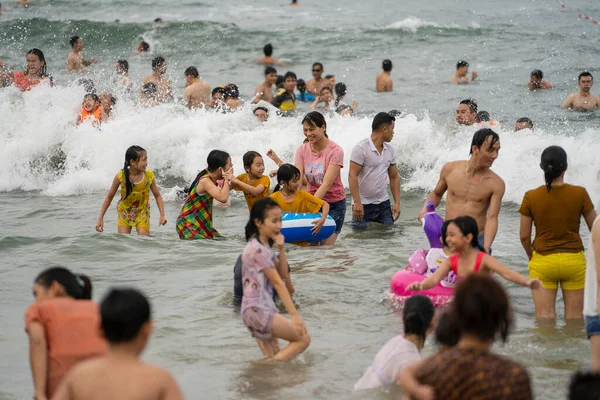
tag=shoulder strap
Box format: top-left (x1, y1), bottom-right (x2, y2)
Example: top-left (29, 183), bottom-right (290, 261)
top-left (473, 252), bottom-right (486, 273)
top-left (449, 254), bottom-right (460, 274)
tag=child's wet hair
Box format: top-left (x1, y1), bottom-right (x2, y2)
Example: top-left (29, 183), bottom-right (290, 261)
top-left (83, 93), bottom-right (100, 103)
top-left (123, 145), bottom-right (146, 200)
top-left (245, 197), bottom-right (281, 242)
top-left (450, 274), bottom-right (513, 343)
top-left (34, 267), bottom-right (92, 300)
top-left (100, 288), bottom-right (151, 343)
top-left (187, 150), bottom-right (230, 196)
top-left (403, 295), bottom-right (435, 344)
top-left (243, 151), bottom-right (262, 171)
top-left (450, 216), bottom-right (484, 251)
top-left (273, 163), bottom-right (301, 192)
top-left (440, 219), bottom-right (452, 247)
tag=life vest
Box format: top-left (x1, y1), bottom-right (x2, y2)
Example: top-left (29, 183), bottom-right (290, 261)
top-left (13, 71), bottom-right (41, 92)
top-left (80, 105), bottom-right (103, 122)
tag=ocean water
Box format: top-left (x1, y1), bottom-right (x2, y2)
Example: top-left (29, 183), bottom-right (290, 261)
top-left (1, 0), bottom-right (600, 399)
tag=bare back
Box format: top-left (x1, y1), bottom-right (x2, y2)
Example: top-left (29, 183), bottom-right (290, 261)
top-left (376, 72), bottom-right (392, 92)
top-left (562, 92), bottom-right (600, 110)
top-left (53, 356), bottom-right (182, 400)
top-left (441, 160), bottom-right (504, 233)
top-left (183, 80), bottom-right (211, 109)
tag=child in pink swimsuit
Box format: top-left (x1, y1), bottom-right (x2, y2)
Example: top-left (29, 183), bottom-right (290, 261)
top-left (407, 216), bottom-right (541, 292)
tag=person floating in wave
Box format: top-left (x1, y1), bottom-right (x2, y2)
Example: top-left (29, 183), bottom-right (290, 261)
top-left (562, 71), bottom-right (600, 111)
top-left (450, 60), bottom-right (477, 83)
top-left (67, 36), bottom-right (97, 73)
top-left (251, 66), bottom-right (278, 104)
top-left (528, 69), bottom-right (552, 90)
top-left (455, 98), bottom-right (477, 126)
top-left (256, 43), bottom-right (287, 66)
top-left (96, 145), bottom-right (167, 235)
top-left (253, 106), bottom-right (269, 122)
top-left (135, 41), bottom-right (150, 55)
top-left (183, 66), bottom-right (211, 109)
top-left (376, 59), bottom-right (393, 92)
top-left (271, 71), bottom-right (297, 112)
top-left (142, 56), bottom-right (174, 103)
top-left (77, 93), bottom-right (103, 127)
top-left (515, 117), bottom-right (533, 131)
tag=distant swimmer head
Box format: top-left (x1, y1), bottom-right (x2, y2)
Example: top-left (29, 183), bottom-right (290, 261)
top-left (70, 35), bottom-right (82, 50)
top-left (265, 66), bottom-right (278, 84)
top-left (116, 59), bottom-right (129, 74)
top-left (531, 69), bottom-right (543, 80)
top-left (456, 98), bottom-right (477, 125)
top-left (312, 62), bottom-right (324, 78)
top-left (302, 111), bottom-right (328, 140)
top-left (319, 86), bottom-right (333, 102)
top-left (274, 163), bottom-right (302, 193)
top-left (334, 82), bottom-right (347, 98)
top-left (151, 56), bottom-right (166, 74)
top-left (388, 109), bottom-right (402, 117)
top-left (100, 288), bottom-right (152, 348)
top-left (456, 60), bottom-right (469, 75)
top-left (263, 43), bottom-right (273, 57)
top-left (578, 71), bottom-right (593, 91)
top-left (34, 267), bottom-right (92, 301)
top-left (514, 117), bottom-right (533, 132)
top-left (184, 66), bottom-right (199, 85)
top-left (446, 215), bottom-right (484, 253)
top-left (540, 145), bottom-right (567, 191)
top-left (224, 83), bottom-right (239, 99)
top-left (382, 59), bottom-right (393, 72)
top-left (154, 17), bottom-right (164, 24)
top-left (475, 110), bottom-right (490, 123)
top-left (245, 197), bottom-right (282, 244)
top-left (403, 294), bottom-right (435, 348)
top-left (336, 104), bottom-right (354, 116)
top-left (283, 71), bottom-right (297, 91)
top-left (82, 93), bottom-right (100, 111)
top-left (243, 150), bottom-right (265, 177)
top-left (469, 128), bottom-right (500, 167)
top-left (450, 274), bottom-right (514, 344)
top-left (296, 78), bottom-right (306, 93)
top-left (137, 41), bottom-right (150, 53)
top-left (253, 106), bottom-right (269, 122)
top-left (26, 48), bottom-right (47, 77)
top-left (123, 145), bottom-right (147, 199)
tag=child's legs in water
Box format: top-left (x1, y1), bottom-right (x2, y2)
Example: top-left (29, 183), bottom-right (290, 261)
top-left (135, 219), bottom-right (151, 236)
top-left (270, 313), bottom-right (310, 361)
top-left (256, 337), bottom-right (280, 359)
top-left (117, 226), bottom-right (133, 234)
top-left (136, 227), bottom-right (150, 236)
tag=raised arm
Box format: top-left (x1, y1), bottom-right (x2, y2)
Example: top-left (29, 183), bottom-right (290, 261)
top-left (417, 163), bottom-right (450, 221)
top-left (519, 214), bottom-right (533, 260)
top-left (198, 176), bottom-right (230, 203)
top-left (483, 178), bottom-right (505, 253)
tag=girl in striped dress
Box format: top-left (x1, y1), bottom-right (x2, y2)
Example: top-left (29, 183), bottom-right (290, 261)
top-left (176, 150), bottom-right (233, 239)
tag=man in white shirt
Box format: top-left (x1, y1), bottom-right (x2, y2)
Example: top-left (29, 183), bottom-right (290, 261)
top-left (349, 112), bottom-right (401, 229)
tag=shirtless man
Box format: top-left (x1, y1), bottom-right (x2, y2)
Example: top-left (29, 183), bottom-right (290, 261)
top-left (142, 56), bottom-right (174, 103)
top-left (456, 98), bottom-right (478, 126)
top-left (376, 59), bottom-right (393, 92)
top-left (527, 69), bottom-right (552, 90)
top-left (562, 71), bottom-right (600, 111)
top-left (418, 129), bottom-right (505, 253)
top-left (256, 43), bottom-right (286, 66)
top-left (451, 60), bottom-right (477, 84)
top-left (251, 66), bottom-right (278, 104)
top-left (52, 288), bottom-right (183, 400)
top-left (306, 62), bottom-right (326, 96)
top-left (182, 66), bottom-right (211, 109)
top-left (67, 36), bottom-right (97, 73)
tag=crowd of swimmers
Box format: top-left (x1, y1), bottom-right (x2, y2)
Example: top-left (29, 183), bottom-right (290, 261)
top-left (4, 19), bottom-right (600, 400)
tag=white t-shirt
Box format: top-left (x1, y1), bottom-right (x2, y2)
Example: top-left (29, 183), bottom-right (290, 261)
top-left (584, 216), bottom-right (600, 316)
top-left (354, 335), bottom-right (420, 390)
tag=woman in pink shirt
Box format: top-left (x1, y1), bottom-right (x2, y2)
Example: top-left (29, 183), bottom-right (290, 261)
top-left (25, 267), bottom-right (107, 400)
top-left (295, 111), bottom-right (346, 245)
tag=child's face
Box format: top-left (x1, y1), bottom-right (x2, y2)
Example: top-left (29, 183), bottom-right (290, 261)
top-left (320, 90), bottom-right (333, 102)
top-left (257, 207), bottom-right (282, 239)
top-left (445, 223), bottom-right (470, 252)
top-left (284, 176), bottom-right (302, 193)
top-left (130, 151), bottom-right (148, 172)
top-left (83, 96), bottom-right (99, 112)
top-left (247, 156), bottom-right (265, 178)
top-left (218, 157), bottom-right (233, 179)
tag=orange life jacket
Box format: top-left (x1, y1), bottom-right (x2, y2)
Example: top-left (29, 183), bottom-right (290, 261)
top-left (80, 105), bottom-right (103, 122)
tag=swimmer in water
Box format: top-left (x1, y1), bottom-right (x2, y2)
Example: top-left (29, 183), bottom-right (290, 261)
top-left (67, 36), bottom-right (97, 73)
top-left (451, 60), bottom-right (477, 84)
top-left (376, 59), bottom-right (393, 92)
top-left (99, 92), bottom-right (116, 121)
top-left (562, 71), bottom-right (600, 111)
top-left (224, 83), bottom-right (242, 111)
top-left (114, 59), bottom-right (133, 92)
top-left (251, 66), bottom-right (278, 104)
top-left (295, 79), bottom-right (315, 102)
top-left (515, 117), bottom-right (533, 131)
top-left (306, 62), bottom-right (327, 96)
top-left (528, 69), bottom-right (552, 90)
top-left (78, 93), bottom-right (102, 126)
top-left (291, 0), bottom-right (298, 5)
top-left (183, 66), bottom-right (211, 109)
top-left (456, 98), bottom-right (478, 126)
top-left (311, 86), bottom-right (335, 110)
top-left (271, 72), bottom-right (297, 112)
top-left (253, 107), bottom-right (269, 122)
top-left (142, 56), bottom-right (174, 103)
top-left (139, 83), bottom-right (159, 108)
top-left (135, 41), bottom-right (150, 55)
top-left (256, 43), bottom-right (287, 66)
top-left (210, 86), bottom-right (227, 110)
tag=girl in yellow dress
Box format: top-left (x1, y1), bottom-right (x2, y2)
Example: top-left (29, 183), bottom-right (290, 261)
top-left (96, 145), bottom-right (167, 235)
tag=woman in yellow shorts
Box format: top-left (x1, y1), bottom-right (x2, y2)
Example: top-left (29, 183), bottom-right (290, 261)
top-left (519, 146), bottom-right (596, 320)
